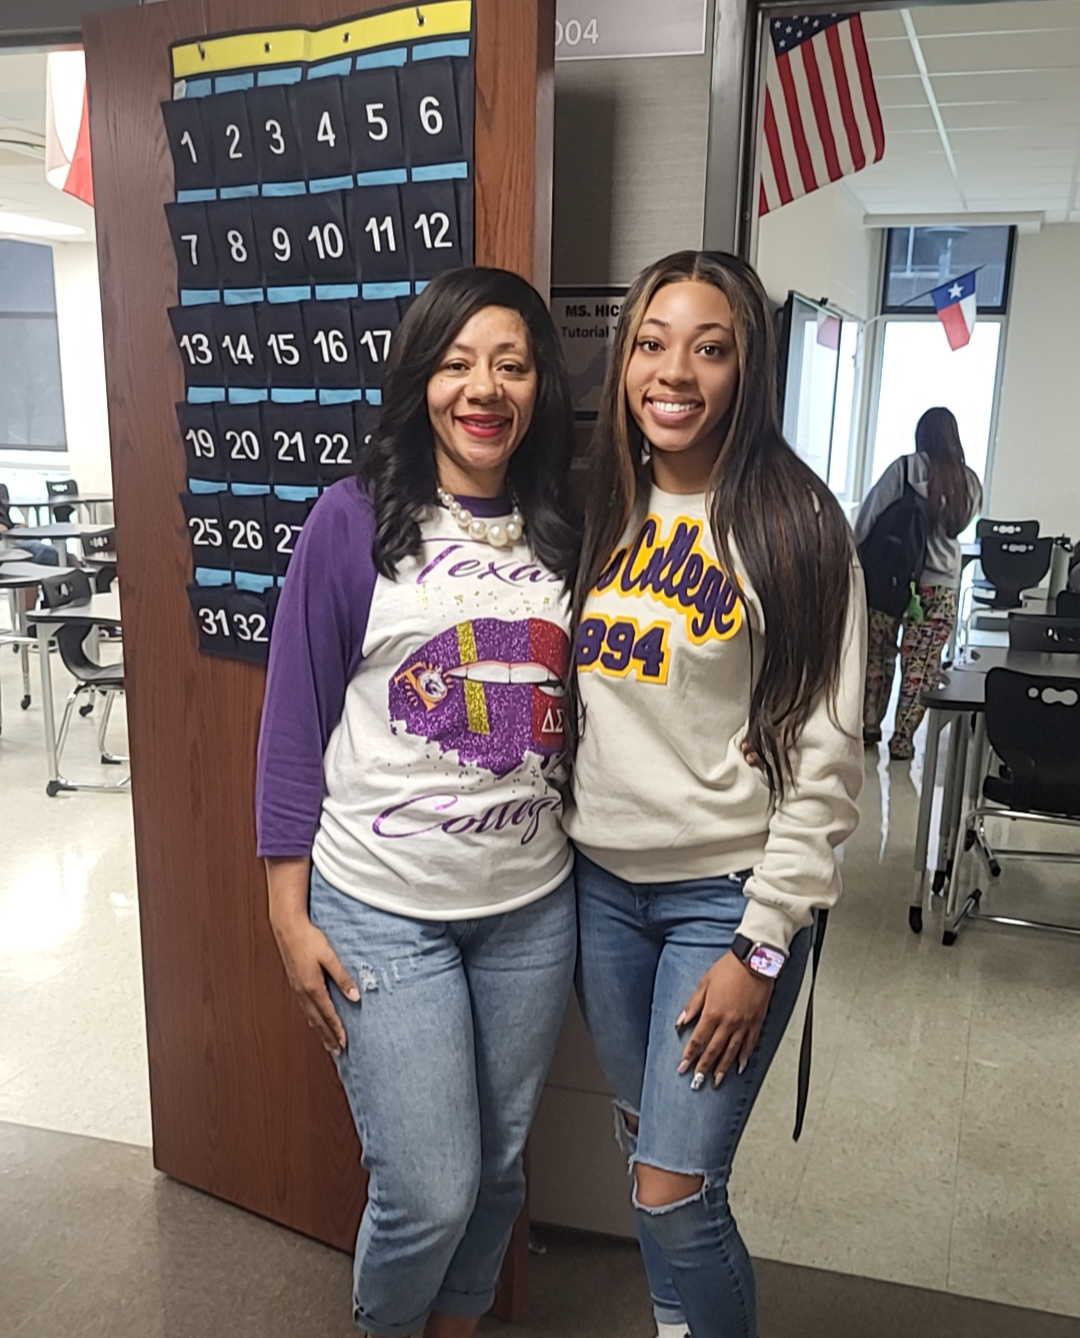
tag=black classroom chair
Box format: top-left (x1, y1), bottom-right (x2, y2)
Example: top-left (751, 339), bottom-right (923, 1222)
top-left (1058, 589), bottom-right (1080, 619)
top-left (975, 518), bottom-right (1040, 542)
top-left (46, 477), bottom-right (79, 524)
top-left (81, 526), bottom-right (118, 594)
top-left (39, 570), bottom-right (127, 794)
top-left (944, 668), bottom-right (1080, 944)
top-left (961, 526), bottom-right (1051, 652)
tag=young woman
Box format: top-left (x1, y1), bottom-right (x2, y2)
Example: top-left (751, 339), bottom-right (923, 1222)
top-left (565, 251), bottom-right (865, 1338)
top-left (257, 268), bottom-right (579, 1338)
top-left (856, 406), bottom-right (982, 760)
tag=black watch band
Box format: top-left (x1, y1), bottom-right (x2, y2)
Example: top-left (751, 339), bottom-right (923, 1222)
top-left (731, 934), bottom-right (787, 980)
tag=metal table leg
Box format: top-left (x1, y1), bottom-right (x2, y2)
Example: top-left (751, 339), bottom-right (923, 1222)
top-left (36, 622), bottom-right (61, 790)
top-left (910, 705), bottom-right (944, 933)
top-left (14, 588), bottom-right (31, 708)
top-left (943, 713), bottom-right (989, 943)
top-left (936, 713), bottom-right (968, 890)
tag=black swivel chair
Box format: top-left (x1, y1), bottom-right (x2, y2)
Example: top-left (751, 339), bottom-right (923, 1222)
top-left (961, 523), bottom-right (1048, 653)
top-left (1058, 590), bottom-right (1080, 619)
top-left (944, 668), bottom-right (1080, 943)
top-left (81, 526), bottom-right (118, 594)
top-left (46, 477), bottom-right (79, 524)
top-left (977, 535), bottom-right (1053, 609)
top-left (39, 569), bottom-right (128, 794)
top-left (975, 518), bottom-right (1040, 543)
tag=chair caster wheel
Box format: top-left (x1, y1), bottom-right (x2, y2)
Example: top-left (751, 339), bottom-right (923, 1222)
top-left (908, 906), bottom-right (923, 934)
top-left (931, 870), bottom-right (945, 895)
top-left (46, 780), bottom-right (61, 797)
top-left (21, 695), bottom-right (30, 710)
top-left (971, 888), bottom-right (983, 905)
top-left (963, 830), bottom-right (975, 852)
top-left (942, 930), bottom-right (957, 947)
top-left (988, 861), bottom-right (1001, 878)
top-left (79, 703), bottom-right (94, 718)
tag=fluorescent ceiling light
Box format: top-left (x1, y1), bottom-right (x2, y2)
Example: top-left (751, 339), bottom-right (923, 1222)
top-left (0, 211), bottom-right (85, 238)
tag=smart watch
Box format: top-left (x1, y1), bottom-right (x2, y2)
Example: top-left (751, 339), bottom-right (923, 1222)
top-left (731, 934), bottom-right (787, 981)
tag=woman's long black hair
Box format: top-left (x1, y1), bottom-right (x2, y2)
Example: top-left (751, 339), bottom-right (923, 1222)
top-left (358, 267), bottom-right (578, 587)
top-left (915, 406), bottom-right (972, 538)
top-left (570, 250), bottom-right (856, 796)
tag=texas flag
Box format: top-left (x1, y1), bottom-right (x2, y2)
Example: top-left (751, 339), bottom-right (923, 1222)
top-left (930, 270), bottom-right (977, 351)
top-left (45, 51), bottom-right (94, 208)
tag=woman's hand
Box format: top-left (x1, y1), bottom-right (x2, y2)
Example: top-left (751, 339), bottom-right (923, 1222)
top-left (741, 738), bottom-right (765, 772)
top-left (265, 857), bottom-right (359, 1057)
top-left (676, 952), bottom-right (774, 1088)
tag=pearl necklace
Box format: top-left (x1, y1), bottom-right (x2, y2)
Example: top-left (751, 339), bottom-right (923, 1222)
top-left (436, 485), bottom-right (524, 549)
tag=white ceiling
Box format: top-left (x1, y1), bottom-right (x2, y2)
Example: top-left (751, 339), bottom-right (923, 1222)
top-left (0, 1), bottom-right (1077, 241)
top-left (855, 0), bottom-right (1080, 222)
top-left (0, 51), bottom-right (95, 243)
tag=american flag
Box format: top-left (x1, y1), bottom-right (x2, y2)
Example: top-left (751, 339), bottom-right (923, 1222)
top-left (759, 13), bottom-right (885, 216)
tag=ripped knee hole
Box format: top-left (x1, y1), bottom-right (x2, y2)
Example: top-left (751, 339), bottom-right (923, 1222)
top-left (634, 1163), bottom-right (705, 1210)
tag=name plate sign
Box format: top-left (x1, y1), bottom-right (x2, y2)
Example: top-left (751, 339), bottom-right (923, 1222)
top-left (554, 0), bottom-right (707, 60)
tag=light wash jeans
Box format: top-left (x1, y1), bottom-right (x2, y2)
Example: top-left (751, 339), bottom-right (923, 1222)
top-left (309, 864), bottom-right (576, 1338)
top-left (575, 852), bottom-right (811, 1338)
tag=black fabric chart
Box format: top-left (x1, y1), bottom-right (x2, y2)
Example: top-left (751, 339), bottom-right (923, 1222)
top-left (166, 5), bottom-right (476, 666)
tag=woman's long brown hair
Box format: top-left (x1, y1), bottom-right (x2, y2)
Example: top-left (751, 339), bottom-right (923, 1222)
top-left (569, 251), bottom-right (855, 797)
top-left (915, 406), bottom-right (972, 539)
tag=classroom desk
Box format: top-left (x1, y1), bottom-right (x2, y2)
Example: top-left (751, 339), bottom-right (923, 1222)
top-left (11, 494), bottom-right (113, 525)
top-left (31, 590), bottom-right (124, 795)
top-left (0, 546), bottom-right (33, 564)
top-left (0, 563), bottom-right (78, 714)
top-left (13, 523), bottom-right (115, 565)
top-left (910, 645), bottom-right (1080, 936)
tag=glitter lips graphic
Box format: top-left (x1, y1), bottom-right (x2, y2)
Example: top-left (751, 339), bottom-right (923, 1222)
top-left (390, 618), bottom-right (569, 777)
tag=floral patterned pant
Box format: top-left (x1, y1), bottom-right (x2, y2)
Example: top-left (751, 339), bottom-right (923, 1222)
top-left (863, 584), bottom-right (958, 757)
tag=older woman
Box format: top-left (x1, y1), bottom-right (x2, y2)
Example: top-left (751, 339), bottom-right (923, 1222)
top-left (257, 267), bottom-right (578, 1338)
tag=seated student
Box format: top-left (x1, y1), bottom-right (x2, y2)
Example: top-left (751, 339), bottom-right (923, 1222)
top-left (0, 484), bottom-right (60, 566)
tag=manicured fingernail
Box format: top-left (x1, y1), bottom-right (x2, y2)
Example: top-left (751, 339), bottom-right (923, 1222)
top-left (714, 1070), bottom-right (725, 1088)
top-left (677, 1060), bottom-right (690, 1075)
top-left (690, 1072), bottom-right (706, 1092)
top-left (346, 987), bottom-right (361, 1002)
top-left (675, 1010), bottom-right (687, 1029)
top-left (738, 1059), bottom-right (747, 1075)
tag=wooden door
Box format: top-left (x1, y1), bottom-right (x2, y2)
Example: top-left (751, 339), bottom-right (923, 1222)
top-left (82, 0), bottom-right (554, 1319)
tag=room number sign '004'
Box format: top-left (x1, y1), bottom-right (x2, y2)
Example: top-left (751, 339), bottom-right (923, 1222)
top-left (553, 0), bottom-right (707, 60)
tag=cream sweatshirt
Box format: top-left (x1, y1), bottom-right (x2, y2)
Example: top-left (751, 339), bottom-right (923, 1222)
top-left (564, 485), bottom-right (867, 952)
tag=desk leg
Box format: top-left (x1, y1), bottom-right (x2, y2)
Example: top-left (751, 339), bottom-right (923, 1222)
top-left (910, 706), bottom-right (943, 933)
top-left (36, 624), bottom-right (61, 790)
top-left (14, 589), bottom-right (31, 708)
top-left (935, 714), bottom-right (967, 887)
top-left (943, 713), bottom-right (988, 939)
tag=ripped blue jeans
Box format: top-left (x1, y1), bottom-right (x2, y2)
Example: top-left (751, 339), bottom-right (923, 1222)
top-left (575, 852), bottom-right (811, 1338)
top-left (310, 864), bottom-right (576, 1338)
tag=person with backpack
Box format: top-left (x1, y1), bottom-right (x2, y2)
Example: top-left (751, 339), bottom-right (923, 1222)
top-left (855, 406), bottom-right (982, 760)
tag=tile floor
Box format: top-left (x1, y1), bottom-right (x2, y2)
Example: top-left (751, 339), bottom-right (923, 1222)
top-left (4, 1122), bottom-right (1080, 1338)
top-left (2, 627), bottom-right (1080, 1324)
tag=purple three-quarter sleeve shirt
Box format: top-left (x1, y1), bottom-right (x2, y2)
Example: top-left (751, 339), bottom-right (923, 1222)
top-left (256, 479), bottom-right (377, 858)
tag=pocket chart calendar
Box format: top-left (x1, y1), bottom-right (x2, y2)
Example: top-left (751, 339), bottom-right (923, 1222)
top-left (164, 1), bottom-right (475, 665)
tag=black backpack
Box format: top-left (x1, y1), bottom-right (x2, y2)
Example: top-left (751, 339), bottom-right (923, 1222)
top-left (858, 458), bottom-right (928, 618)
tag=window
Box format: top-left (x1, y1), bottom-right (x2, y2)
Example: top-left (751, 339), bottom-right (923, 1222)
top-left (0, 240), bottom-right (67, 452)
top-left (881, 225), bottom-right (1014, 315)
top-left (868, 319), bottom-right (1001, 492)
top-left (778, 293), bottom-right (862, 498)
